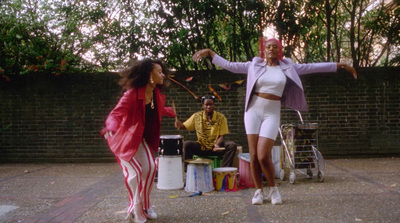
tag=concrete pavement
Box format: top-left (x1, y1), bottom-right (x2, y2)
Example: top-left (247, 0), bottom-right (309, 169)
top-left (1, 158), bottom-right (399, 223)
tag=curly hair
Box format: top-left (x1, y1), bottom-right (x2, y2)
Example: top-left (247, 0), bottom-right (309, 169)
top-left (118, 58), bottom-right (170, 90)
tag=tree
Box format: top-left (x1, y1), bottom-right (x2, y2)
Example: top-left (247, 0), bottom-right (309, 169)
top-left (0, 0), bottom-right (139, 77)
top-left (1, 0), bottom-right (89, 76)
top-left (1, 0), bottom-right (398, 80)
top-left (141, 0), bottom-right (264, 70)
top-left (0, 0), bottom-right (264, 75)
top-left (261, 0), bottom-right (399, 67)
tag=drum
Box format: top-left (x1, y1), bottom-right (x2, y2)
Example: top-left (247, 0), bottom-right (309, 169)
top-left (185, 163), bottom-right (214, 193)
top-left (157, 156), bottom-right (184, 190)
top-left (213, 167), bottom-right (238, 191)
top-left (158, 135), bottom-right (183, 156)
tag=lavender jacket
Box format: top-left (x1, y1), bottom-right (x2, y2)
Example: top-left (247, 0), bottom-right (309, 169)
top-left (212, 55), bottom-right (337, 111)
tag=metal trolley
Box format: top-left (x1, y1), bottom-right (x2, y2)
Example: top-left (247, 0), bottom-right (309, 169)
top-left (278, 110), bottom-right (325, 184)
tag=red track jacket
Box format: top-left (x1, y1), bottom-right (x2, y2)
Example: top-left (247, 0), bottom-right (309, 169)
top-left (102, 87), bottom-right (176, 161)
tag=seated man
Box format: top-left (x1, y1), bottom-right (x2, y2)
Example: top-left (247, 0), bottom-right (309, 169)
top-left (175, 95), bottom-right (237, 167)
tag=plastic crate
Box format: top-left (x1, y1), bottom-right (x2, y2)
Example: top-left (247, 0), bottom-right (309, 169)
top-left (193, 155), bottom-right (222, 169)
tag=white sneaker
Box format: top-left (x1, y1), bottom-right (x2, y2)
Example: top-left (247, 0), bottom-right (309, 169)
top-left (252, 189), bottom-right (264, 205)
top-left (128, 213), bottom-right (146, 223)
top-left (264, 188), bottom-right (273, 201)
top-left (144, 207), bottom-right (157, 220)
top-left (128, 213), bottom-right (135, 223)
top-left (270, 186), bottom-right (282, 205)
top-left (131, 204), bottom-right (147, 223)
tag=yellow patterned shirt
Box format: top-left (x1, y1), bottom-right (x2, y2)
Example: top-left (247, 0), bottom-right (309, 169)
top-left (183, 111), bottom-right (229, 151)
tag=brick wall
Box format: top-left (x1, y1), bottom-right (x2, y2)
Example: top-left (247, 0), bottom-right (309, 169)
top-left (0, 73), bottom-right (120, 162)
top-left (0, 67), bottom-right (399, 163)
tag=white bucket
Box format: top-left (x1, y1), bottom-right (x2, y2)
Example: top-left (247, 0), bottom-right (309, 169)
top-left (272, 146), bottom-right (282, 177)
top-left (185, 163), bottom-right (214, 192)
top-left (157, 156), bottom-right (184, 190)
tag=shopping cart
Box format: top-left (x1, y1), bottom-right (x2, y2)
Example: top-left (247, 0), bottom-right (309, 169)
top-left (278, 109), bottom-right (325, 184)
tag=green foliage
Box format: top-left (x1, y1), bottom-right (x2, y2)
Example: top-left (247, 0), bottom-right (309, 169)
top-left (1, 0), bottom-right (398, 81)
top-left (0, 0), bottom-right (86, 77)
top-left (0, 0), bottom-right (264, 76)
top-left (135, 0), bottom-right (263, 70)
top-left (262, 0), bottom-right (399, 67)
top-left (0, 124), bottom-right (12, 133)
top-left (0, 0), bottom-right (131, 79)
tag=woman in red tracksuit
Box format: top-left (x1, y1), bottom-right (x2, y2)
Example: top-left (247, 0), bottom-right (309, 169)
top-left (102, 58), bottom-right (176, 223)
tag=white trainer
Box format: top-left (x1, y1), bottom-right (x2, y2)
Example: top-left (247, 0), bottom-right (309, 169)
top-left (252, 189), bottom-right (264, 205)
top-left (128, 213), bottom-right (146, 223)
top-left (129, 204), bottom-right (147, 223)
top-left (270, 186), bottom-right (282, 205)
top-left (145, 207), bottom-right (157, 220)
top-left (264, 188), bottom-right (273, 201)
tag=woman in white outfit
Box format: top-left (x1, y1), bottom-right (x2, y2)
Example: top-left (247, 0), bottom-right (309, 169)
top-left (193, 38), bottom-right (357, 205)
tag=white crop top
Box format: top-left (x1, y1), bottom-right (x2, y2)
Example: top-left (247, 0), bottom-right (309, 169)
top-left (254, 66), bottom-right (287, 97)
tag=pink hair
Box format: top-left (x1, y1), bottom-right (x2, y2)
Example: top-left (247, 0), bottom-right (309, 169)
top-left (258, 37), bottom-right (283, 61)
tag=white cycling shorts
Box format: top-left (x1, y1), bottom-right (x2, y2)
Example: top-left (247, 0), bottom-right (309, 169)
top-left (244, 95), bottom-right (281, 140)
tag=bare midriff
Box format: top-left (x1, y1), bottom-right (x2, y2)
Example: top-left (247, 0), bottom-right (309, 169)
top-left (254, 92), bottom-right (281, 101)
